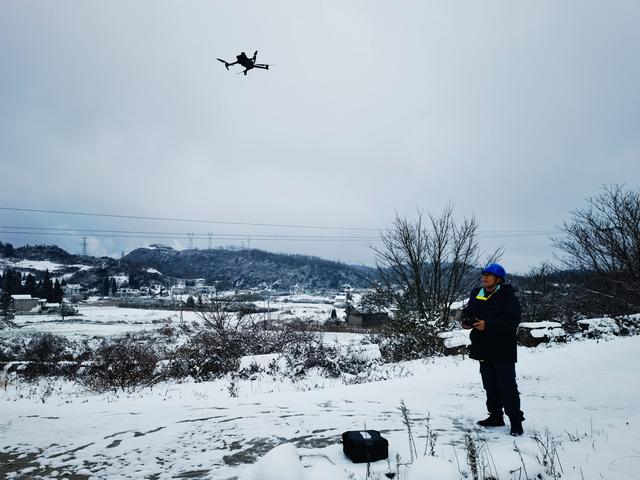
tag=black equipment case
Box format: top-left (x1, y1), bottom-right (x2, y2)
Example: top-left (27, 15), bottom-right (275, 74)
top-left (342, 430), bottom-right (388, 463)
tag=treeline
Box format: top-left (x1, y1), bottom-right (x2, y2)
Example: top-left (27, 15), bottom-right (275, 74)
top-left (0, 241), bottom-right (15, 257)
top-left (0, 268), bottom-right (64, 303)
top-left (367, 184), bottom-right (640, 361)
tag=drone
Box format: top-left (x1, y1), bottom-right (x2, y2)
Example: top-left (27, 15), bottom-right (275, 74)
top-left (217, 50), bottom-right (271, 76)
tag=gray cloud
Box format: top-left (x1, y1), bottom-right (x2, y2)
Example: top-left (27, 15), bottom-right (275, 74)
top-left (1, 1), bottom-right (639, 273)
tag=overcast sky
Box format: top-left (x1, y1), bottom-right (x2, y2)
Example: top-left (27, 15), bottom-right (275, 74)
top-left (1, 1), bottom-right (639, 274)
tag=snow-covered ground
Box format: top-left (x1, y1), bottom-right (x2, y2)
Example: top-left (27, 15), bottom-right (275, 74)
top-left (0, 258), bottom-right (94, 280)
top-left (0, 306), bottom-right (202, 339)
top-left (1, 296), bottom-right (349, 339)
top-left (1, 336), bottom-right (639, 479)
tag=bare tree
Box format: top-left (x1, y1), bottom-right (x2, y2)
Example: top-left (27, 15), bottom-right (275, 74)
top-left (372, 205), bottom-right (500, 328)
top-left (553, 185), bottom-right (640, 315)
top-left (191, 293), bottom-right (316, 356)
top-left (370, 206), bottom-right (501, 359)
top-left (517, 262), bottom-right (559, 323)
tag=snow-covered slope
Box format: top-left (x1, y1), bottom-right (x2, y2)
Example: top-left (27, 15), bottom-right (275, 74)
top-left (1, 336), bottom-right (638, 479)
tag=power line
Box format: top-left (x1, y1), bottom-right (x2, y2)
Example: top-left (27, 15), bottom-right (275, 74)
top-left (0, 206), bottom-right (382, 231)
top-left (0, 206), bottom-right (559, 235)
top-left (0, 224), bottom-right (557, 241)
top-left (0, 229), bottom-right (555, 245)
top-left (0, 225), bottom-right (379, 240)
top-left (0, 230), bottom-right (383, 242)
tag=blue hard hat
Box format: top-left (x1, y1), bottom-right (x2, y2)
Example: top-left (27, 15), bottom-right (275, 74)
top-left (481, 263), bottom-right (506, 279)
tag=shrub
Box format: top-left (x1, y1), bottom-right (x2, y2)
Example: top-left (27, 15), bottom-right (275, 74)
top-left (285, 341), bottom-right (378, 378)
top-left (168, 329), bottom-right (244, 381)
top-left (23, 334), bottom-right (73, 363)
top-left (85, 337), bottom-right (158, 392)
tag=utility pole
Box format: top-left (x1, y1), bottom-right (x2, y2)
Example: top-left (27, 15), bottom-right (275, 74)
top-left (82, 237), bottom-right (88, 256)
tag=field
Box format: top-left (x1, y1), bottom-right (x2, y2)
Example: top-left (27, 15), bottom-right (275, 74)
top-left (1, 327), bottom-right (639, 479)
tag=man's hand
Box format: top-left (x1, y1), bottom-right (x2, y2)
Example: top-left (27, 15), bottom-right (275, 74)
top-left (473, 319), bottom-right (486, 331)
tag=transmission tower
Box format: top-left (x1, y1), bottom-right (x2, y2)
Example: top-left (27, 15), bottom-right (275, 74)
top-left (82, 237), bottom-right (88, 256)
top-left (208, 232), bottom-right (213, 249)
top-left (188, 232), bottom-right (194, 249)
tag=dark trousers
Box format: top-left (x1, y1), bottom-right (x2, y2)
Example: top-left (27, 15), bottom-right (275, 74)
top-left (479, 360), bottom-right (523, 420)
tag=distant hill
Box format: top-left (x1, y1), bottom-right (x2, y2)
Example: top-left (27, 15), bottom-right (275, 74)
top-left (14, 244), bottom-right (86, 264)
top-left (123, 246), bottom-right (376, 290)
top-left (0, 243), bottom-right (376, 290)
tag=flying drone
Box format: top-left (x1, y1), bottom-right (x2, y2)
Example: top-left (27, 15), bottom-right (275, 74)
top-left (217, 50), bottom-right (271, 76)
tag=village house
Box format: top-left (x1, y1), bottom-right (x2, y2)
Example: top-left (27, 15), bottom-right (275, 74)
top-left (63, 283), bottom-right (83, 301)
top-left (346, 308), bottom-right (389, 329)
top-left (10, 294), bottom-right (41, 313)
top-left (115, 288), bottom-right (141, 298)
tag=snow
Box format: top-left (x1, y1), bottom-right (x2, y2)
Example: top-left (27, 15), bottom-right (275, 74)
top-left (530, 327), bottom-right (565, 338)
top-left (10, 294), bottom-right (33, 300)
top-left (12, 259), bottom-right (65, 271)
top-left (520, 321), bottom-right (563, 329)
top-left (238, 444), bottom-right (305, 480)
top-left (438, 329), bottom-right (471, 348)
top-left (342, 343), bottom-right (381, 361)
top-left (449, 299), bottom-right (467, 311)
top-left (1, 335), bottom-right (639, 479)
top-left (0, 306), bottom-right (198, 339)
top-left (405, 455), bottom-right (459, 480)
top-left (0, 259), bottom-right (94, 275)
top-left (263, 298), bottom-right (345, 324)
top-left (239, 353), bottom-right (285, 371)
top-left (112, 275), bottom-right (129, 286)
top-left (578, 317), bottom-right (620, 335)
top-left (238, 443), bottom-right (353, 480)
top-left (279, 294), bottom-right (335, 304)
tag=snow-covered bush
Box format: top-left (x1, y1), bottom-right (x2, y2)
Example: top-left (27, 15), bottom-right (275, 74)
top-left (285, 341), bottom-right (382, 379)
top-left (84, 337), bottom-right (159, 392)
top-left (518, 322), bottom-right (566, 347)
top-left (0, 337), bottom-right (23, 362)
top-left (615, 314), bottom-right (640, 336)
top-left (23, 333), bottom-right (74, 363)
top-left (372, 314), bottom-right (446, 362)
top-left (577, 317), bottom-right (620, 339)
top-left (167, 328), bottom-right (244, 380)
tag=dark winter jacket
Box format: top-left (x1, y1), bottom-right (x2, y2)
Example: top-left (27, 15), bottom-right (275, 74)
top-left (461, 284), bottom-right (522, 362)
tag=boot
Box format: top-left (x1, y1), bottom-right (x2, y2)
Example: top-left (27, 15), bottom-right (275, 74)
top-left (509, 416), bottom-right (524, 436)
top-left (477, 414), bottom-right (505, 427)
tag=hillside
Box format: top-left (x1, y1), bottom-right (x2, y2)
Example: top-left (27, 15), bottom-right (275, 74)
top-left (123, 245), bottom-right (375, 289)
top-left (0, 243), bottom-right (376, 290)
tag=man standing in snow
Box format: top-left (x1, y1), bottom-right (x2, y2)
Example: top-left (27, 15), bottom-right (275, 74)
top-left (461, 263), bottom-right (525, 436)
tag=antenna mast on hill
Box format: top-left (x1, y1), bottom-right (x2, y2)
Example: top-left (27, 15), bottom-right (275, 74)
top-left (82, 236), bottom-right (88, 256)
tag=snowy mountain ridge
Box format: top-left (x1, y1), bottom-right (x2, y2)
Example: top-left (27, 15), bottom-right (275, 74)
top-left (0, 243), bottom-right (376, 290)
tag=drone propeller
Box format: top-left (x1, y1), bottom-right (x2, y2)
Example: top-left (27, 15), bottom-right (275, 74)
top-left (216, 58), bottom-right (230, 70)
